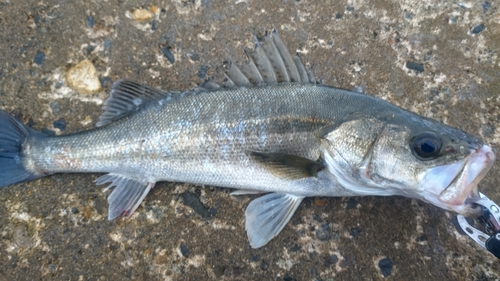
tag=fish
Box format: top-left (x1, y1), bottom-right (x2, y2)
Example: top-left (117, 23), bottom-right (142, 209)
top-left (0, 30), bottom-right (496, 248)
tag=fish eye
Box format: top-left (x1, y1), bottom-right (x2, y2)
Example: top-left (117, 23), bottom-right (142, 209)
top-left (412, 132), bottom-right (442, 160)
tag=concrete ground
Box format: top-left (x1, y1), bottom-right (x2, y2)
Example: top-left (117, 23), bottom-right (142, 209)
top-left (0, 0), bottom-right (499, 280)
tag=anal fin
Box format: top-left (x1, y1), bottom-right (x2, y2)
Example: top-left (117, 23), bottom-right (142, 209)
top-left (245, 193), bottom-right (304, 248)
top-left (95, 173), bottom-right (155, 220)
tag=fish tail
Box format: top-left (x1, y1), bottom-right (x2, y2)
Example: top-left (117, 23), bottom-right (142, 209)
top-left (0, 110), bottom-right (44, 187)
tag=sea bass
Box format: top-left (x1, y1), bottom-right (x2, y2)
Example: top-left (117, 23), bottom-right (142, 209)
top-left (0, 31), bottom-right (496, 248)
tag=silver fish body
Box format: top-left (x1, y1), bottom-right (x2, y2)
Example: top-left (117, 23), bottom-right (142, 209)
top-left (0, 31), bottom-right (495, 248)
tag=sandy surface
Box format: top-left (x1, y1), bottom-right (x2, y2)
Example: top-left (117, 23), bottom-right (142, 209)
top-left (0, 0), bottom-right (499, 280)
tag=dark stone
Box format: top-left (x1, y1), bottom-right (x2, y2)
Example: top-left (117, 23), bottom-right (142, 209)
top-left (28, 118), bottom-right (35, 127)
top-left (50, 101), bottom-right (60, 114)
top-left (198, 65), bottom-right (208, 79)
top-left (482, 2), bottom-right (491, 12)
top-left (53, 119), bottom-right (66, 131)
top-left (416, 234), bottom-right (427, 242)
top-left (315, 223), bottom-right (331, 241)
top-left (161, 47), bottom-right (175, 63)
top-left (349, 227), bottom-right (362, 238)
top-left (346, 198), bottom-right (358, 210)
top-left (347, 5), bottom-right (354, 12)
top-left (283, 274), bottom-right (297, 281)
top-left (260, 260), bottom-right (268, 271)
top-left (213, 265), bottom-right (225, 278)
top-left (292, 217), bottom-right (302, 225)
top-left (84, 45), bottom-right (95, 55)
top-left (405, 61), bottom-right (424, 73)
top-left (232, 266), bottom-right (243, 276)
top-left (378, 257), bottom-right (393, 277)
top-left (49, 263), bottom-right (57, 273)
top-left (472, 24), bottom-right (485, 34)
top-left (289, 244), bottom-right (302, 252)
top-left (71, 207), bottom-right (79, 214)
top-left (99, 76), bottom-right (112, 87)
top-left (251, 255), bottom-right (260, 262)
top-left (335, 13), bottom-right (342, 19)
top-left (104, 39), bottom-right (111, 50)
top-left (33, 50), bottom-right (45, 65)
top-left (180, 243), bottom-right (189, 257)
top-left (86, 15), bottom-right (94, 28)
top-left (182, 192), bottom-right (210, 219)
top-left (312, 213), bottom-right (322, 222)
top-left (324, 254), bottom-right (339, 266)
top-left (209, 208), bottom-right (217, 216)
top-left (405, 13), bottom-right (414, 20)
top-left (151, 20), bottom-right (158, 31)
top-left (482, 125), bottom-right (493, 137)
top-left (187, 53), bottom-right (200, 61)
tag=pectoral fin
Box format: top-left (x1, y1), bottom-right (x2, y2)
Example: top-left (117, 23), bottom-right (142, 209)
top-left (245, 193), bottom-right (304, 248)
top-left (95, 173), bottom-right (154, 220)
top-left (248, 151), bottom-right (324, 180)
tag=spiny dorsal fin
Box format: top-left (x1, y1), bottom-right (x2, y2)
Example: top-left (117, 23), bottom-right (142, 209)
top-left (224, 30), bottom-right (315, 87)
top-left (248, 151), bottom-right (324, 180)
top-left (97, 80), bottom-right (175, 127)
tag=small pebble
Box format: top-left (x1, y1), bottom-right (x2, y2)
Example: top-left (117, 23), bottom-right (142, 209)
top-left (187, 53), bottom-right (200, 61)
top-left (49, 264), bottom-right (58, 273)
top-left (86, 15), bottom-right (94, 28)
top-left (482, 2), bottom-right (491, 12)
top-left (65, 59), bottom-right (102, 95)
top-left (378, 257), bottom-right (393, 277)
top-left (405, 61), bottom-right (424, 73)
top-left (50, 101), bottom-right (60, 114)
top-left (349, 227), bottom-right (362, 238)
top-left (132, 8), bottom-right (153, 22)
top-left (198, 65), bottom-right (208, 79)
top-left (260, 260), bottom-right (268, 271)
top-left (471, 24), bottom-right (485, 34)
top-left (28, 118), bottom-right (35, 127)
top-left (71, 207), bottom-right (79, 214)
top-left (161, 47), bottom-right (175, 64)
top-left (34, 50), bottom-right (46, 65)
top-left (104, 39), bottom-right (111, 50)
top-left (315, 223), bottom-right (331, 241)
top-left (345, 198), bottom-right (358, 210)
top-left (182, 192), bottom-right (210, 219)
top-left (213, 265), bottom-right (225, 278)
top-left (53, 119), bottom-right (66, 131)
top-left (180, 243), bottom-right (189, 257)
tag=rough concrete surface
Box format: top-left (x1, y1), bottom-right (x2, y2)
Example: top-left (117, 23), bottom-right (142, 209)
top-left (0, 0), bottom-right (499, 280)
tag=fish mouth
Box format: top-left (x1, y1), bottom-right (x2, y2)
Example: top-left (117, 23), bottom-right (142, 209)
top-left (420, 145), bottom-right (496, 215)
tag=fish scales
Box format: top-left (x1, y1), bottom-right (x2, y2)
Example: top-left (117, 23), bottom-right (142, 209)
top-left (25, 84), bottom-right (371, 192)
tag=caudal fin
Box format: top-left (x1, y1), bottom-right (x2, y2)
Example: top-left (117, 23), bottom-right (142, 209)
top-left (0, 110), bottom-right (44, 187)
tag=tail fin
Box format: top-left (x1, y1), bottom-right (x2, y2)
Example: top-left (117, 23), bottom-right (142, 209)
top-left (0, 110), bottom-right (44, 187)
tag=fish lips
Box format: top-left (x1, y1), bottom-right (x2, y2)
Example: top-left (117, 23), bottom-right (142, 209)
top-left (421, 144), bottom-right (496, 215)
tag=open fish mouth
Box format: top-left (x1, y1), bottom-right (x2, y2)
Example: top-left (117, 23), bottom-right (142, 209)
top-left (420, 145), bottom-right (496, 215)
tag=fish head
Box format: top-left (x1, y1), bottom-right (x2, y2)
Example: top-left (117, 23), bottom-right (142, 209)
top-left (321, 116), bottom-right (496, 215)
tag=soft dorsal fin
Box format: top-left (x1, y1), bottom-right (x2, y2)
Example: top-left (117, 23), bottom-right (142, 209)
top-left (96, 80), bottom-right (174, 127)
top-left (224, 29), bottom-right (315, 87)
top-left (248, 151), bottom-right (324, 180)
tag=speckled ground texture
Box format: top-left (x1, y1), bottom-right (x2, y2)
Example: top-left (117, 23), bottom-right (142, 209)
top-left (0, 0), bottom-right (499, 280)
